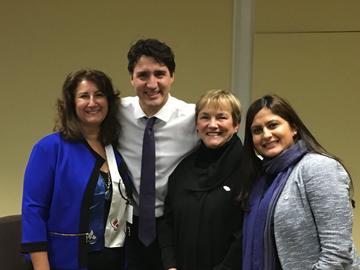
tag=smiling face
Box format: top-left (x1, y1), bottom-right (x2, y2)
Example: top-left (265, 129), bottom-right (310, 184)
top-left (131, 55), bottom-right (174, 116)
top-left (196, 102), bottom-right (239, 149)
top-left (251, 108), bottom-right (297, 158)
top-left (74, 80), bottom-right (108, 131)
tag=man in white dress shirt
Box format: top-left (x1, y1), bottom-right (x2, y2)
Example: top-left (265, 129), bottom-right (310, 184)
top-left (118, 38), bottom-right (199, 270)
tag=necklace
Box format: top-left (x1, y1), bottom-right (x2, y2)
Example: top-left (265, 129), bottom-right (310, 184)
top-left (100, 171), bottom-right (112, 200)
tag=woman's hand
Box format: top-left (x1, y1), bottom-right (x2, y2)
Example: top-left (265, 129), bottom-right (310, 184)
top-left (30, 251), bottom-right (50, 270)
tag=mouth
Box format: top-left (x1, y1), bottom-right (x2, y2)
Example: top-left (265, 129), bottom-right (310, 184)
top-left (262, 140), bottom-right (278, 148)
top-left (145, 89), bottom-right (160, 97)
top-left (206, 131), bottom-right (222, 136)
top-left (85, 109), bottom-right (101, 115)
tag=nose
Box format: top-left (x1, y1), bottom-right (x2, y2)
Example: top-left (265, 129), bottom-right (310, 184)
top-left (88, 96), bottom-right (97, 106)
top-left (263, 128), bottom-right (272, 138)
top-left (146, 75), bottom-right (158, 89)
top-left (208, 117), bottom-right (218, 129)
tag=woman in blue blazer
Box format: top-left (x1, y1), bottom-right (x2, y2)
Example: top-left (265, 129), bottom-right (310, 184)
top-left (21, 69), bottom-right (133, 270)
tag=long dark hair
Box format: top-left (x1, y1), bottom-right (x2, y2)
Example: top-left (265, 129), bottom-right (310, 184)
top-left (241, 94), bottom-right (355, 207)
top-left (54, 69), bottom-right (121, 147)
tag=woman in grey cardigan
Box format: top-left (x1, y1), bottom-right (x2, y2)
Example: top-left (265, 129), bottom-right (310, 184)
top-left (241, 94), bottom-right (359, 270)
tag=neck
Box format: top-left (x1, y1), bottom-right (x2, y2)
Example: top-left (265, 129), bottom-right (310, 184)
top-left (81, 125), bottom-right (100, 142)
top-left (140, 104), bottom-right (160, 117)
top-left (83, 130), bottom-right (107, 162)
top-left (139, 94), bottom-right (169, 117)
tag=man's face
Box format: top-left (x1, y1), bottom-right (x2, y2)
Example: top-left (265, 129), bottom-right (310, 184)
top-left (131, 55), bottom-right (174, 116)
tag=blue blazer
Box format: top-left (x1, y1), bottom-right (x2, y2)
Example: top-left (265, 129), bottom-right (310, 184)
top-left (21, 133), bottom-right (131, 269)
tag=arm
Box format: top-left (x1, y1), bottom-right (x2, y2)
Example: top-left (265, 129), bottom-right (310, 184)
top-left (158, 175), bottom-right (177, 269)
top-left (30, 252), bottom-right (50, 270)
top-left (213, 229), bottom-right (242, 270)
top-left (304, 155), bottom-right (354, 269)
top-left (21, 140), bottom-right (55, 262)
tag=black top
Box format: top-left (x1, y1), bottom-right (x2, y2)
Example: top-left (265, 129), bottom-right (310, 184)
top-left (158, 135), bottom-right (246, 270)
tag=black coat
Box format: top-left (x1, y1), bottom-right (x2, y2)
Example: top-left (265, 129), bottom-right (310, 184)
top-left (158, 135), bottom-right (246, 270)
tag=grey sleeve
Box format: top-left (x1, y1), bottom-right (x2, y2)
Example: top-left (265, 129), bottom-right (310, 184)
top-left (302, 155), bottom-right (355, 269)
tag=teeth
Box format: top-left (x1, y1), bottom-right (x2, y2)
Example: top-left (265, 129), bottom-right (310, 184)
top-left (263, 141), bottom-right (277, 147)
top-left (86, 110), bottom-right (100, 114)
top-left (146, 89), bottom-right (160, 95)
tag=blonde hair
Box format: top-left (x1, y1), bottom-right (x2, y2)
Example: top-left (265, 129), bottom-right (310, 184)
top-left (196, 89), bottom-right (242, 125)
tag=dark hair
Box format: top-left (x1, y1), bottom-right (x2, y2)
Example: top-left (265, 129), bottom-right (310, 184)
top-left (54, 69), bottom-right (121, 147)
top-left (127, 38), bottom-right (175, 76)
top-left (242, 94), bottom-right (355, 207)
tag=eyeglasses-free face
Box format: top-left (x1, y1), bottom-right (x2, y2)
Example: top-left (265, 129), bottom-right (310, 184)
top-left (196, 102), bottom-right (239, 149)
top-left (74, 80), bottom-right (108, 131)
top-left (251, 108), bottom-right (297, 158)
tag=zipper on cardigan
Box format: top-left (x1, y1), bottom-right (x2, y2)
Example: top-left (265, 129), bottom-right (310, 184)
top-left (49, 231), bottom-right (89, 242)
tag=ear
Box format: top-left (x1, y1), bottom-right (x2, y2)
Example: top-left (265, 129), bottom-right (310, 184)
top-left (234, 123), bottom-right (240, 133)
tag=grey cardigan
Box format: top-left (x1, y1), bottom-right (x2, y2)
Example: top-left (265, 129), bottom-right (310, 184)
top-left (273, 153), bottom-right (360, 270)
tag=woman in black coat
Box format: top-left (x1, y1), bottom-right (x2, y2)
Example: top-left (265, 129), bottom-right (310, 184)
top-left (158, 89), bottom-right (247, 270)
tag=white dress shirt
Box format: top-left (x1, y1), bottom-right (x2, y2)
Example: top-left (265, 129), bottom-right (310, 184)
top-left (118, 95), bottom-right (199, 217)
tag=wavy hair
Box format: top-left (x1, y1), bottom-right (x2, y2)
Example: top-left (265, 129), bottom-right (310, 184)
top-left (54, 69), bottom-right (121, 147)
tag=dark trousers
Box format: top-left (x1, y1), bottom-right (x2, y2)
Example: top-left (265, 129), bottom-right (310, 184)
top-left (126, 216), bottom-right (164, 270)
top-left (88, 247), bottom-right (125, 270)
top-left (26, 247), bottom-right (125, 270)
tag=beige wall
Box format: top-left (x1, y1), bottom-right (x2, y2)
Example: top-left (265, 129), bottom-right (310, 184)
top-left (253, 0), bottom-right (360, 247)
top-left (0, 0), bottom-right (233, 216)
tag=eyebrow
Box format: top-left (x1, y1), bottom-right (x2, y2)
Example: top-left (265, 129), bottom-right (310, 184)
top-left (135, 70), bottom-right (149, 75)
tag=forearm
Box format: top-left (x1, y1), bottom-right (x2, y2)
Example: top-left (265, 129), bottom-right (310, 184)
top-left (30, 251), bottom-right (50, 270)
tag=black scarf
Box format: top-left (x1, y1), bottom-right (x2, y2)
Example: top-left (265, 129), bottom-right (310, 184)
top-left (186, 135), bottom-right (244, 191)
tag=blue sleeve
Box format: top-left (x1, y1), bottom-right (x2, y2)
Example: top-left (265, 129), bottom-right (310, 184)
top-left (21, 139), bottom-right (56, 252)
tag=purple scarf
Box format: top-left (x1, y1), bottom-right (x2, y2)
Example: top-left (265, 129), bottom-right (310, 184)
top-left (242, 141), bottom-right (307, 270)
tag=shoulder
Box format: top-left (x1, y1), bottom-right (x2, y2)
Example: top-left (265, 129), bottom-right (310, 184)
top-left (293, 153), bottom-right (349, 184)
top-left (34, 133), bottom-right (62, 149)
top-left (170, 147), bottom-right (198, 176)
top-left (176, 147), bottom-right (198, 167)
top-left (120, 96), bottom-right (139, 109)
top-left (297, 153), bottom-right (345, 172)
top-left (33, 133), bottom-right (87, 154)
top-left (168, 96), bottom-right (195, 113)
top-left (27, 133), bottom-right (64, 165)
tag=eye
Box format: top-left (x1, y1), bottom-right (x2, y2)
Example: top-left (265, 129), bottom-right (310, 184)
top-left (251, 127), bottom-right (262, 135)
top-left (198, 114), bottom-right (209, 120)
top-left (218, 115), bottom-right (228, 120)
top-left (77, 93), bottom-right (89, 99)
top-left (95, 91), bottom-right (106, 97)
top-left (136, 72), bottom-right (149, 80)
top-left (268, 122), bottom-right (279, 129)
top-left (154, 71), bottom-right (166, 78)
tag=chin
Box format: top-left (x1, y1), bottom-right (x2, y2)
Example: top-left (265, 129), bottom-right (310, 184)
top-left (263, 150), bottom-right (281, 158)
top-left (206, 141), bottom-right (225, 149)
